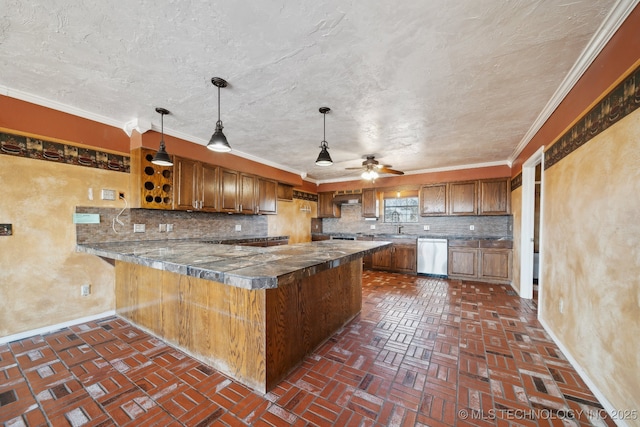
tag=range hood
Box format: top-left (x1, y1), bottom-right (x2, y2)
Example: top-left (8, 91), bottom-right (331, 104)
top-left (332, 194), bottom-right (362, 204)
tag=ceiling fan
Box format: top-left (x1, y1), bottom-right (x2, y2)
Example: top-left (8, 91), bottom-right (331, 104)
top-left (346, 155), bottom-right (405, 180)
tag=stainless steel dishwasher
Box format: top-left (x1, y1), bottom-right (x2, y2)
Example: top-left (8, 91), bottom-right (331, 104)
top-left (417, 238), bottom-right (448, 276)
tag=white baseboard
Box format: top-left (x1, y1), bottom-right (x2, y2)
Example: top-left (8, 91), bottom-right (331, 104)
top-left (0, 310), bottom-right (116, 345)
top-left (538, 317), bottom-right (627, 427)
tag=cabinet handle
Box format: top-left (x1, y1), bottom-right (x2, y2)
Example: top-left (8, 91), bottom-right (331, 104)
top-left (239, 204), bottom-right (242, 212)
top-left (200, 200), bottom-right (203, 209)
top-left (192, 201), bottom-right (197, 209)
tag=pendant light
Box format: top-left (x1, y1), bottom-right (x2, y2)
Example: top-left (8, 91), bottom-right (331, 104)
top-left (315, 107), bottom-right (333, 166)
top-left (207, 77), bottom-right (232, 152)
top-left (151, 107), bottom-right (173, 166)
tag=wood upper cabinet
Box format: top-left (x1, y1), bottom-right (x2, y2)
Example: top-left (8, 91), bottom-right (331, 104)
top-left (420, 183), bottom-right (447, 216)
top-left (239, 173), bottom-right (257, 214)
top-left (220, 168), bottom-right (239, 213)
top-left (479, 178), bottom-right (511, 215)
top-left (362, 188), bottom-right (378, 218)
top-left (317, 192), bottom-right (341, 218)
top-left (173, 157), bottom-right (219, 212)
top-left (449, 180), bottom-right (478, 215)
top-left (257, 178), bottom-right (278, 214)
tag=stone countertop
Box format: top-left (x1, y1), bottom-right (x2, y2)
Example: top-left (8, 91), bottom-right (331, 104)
top-left (77, 239), bottom-right (391, 290)
top-left (316, 232), bottom-right (511, 241)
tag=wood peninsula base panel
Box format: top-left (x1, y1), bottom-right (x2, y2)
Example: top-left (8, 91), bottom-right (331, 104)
top-left (115, 260), bottom-right (362, 393)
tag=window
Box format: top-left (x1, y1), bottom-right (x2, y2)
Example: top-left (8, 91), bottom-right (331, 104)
top-left (383, 196), bottom-right (419, 223)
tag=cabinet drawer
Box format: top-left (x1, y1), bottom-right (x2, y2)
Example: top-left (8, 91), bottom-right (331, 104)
top-left (479, 240), bottom-right (512, 249)
top-left (448, 239), bottom-right (479, 248)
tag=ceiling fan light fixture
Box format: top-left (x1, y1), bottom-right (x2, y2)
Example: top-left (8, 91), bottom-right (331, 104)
top-left (315, 107), bottom-right (333, 166)
top-left (207, 77), bottom-right (232, 153)
top-left (361, 169), bottom-right (378, 180)
top-left (152, 107), bottom-right (173, 166)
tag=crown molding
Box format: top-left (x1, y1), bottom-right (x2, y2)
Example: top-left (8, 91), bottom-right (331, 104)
top-left (508, 0), bottom-right (639, 164)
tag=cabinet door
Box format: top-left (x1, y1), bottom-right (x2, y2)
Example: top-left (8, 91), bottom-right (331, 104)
top-left (220, 168), bottom-right (239, 213)
top-left (239, 173), bottom-right (257, 214)
top-left (372, 247), bottom-right (392, 270)
top-left (479, 178), bottom-right (511, 215)
top-left (361, 188), bottom-right (378, 218)
top-left (317, 192), bottom-right (341, 218)
top-left (448, 248), bottom-right (478, 278)
top-left (200, 163), bottom-right (219, 212)
top-left (449, 181), bottom-right (478, 215)
top-left (479, 249), bottom-right (512, 282)
top-left (257, 178), bottom-right (278, 214)
top-left (392, 244), bottom-right (417, 274)
top-left (173, 157), bottom-right (198, 210)
top-left (419, 183), bottom-right (447, 216)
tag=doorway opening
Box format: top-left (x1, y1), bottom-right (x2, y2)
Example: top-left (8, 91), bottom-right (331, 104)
top-left (519, 146), bottom-right (544, 304)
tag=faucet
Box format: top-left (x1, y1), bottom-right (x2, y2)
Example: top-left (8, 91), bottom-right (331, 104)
top-left (397, 225), bottom-right (403, 234)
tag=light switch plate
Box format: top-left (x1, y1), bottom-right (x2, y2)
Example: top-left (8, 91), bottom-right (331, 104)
top-left (133, 224), bottom-right (146, 233)
top-left (101, 189), bottom-right (116, 200)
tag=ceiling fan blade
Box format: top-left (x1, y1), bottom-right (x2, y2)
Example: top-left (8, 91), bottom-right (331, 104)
top-left (378, 167), bottom-right (404, 175)
top-left (345, 166), bottom-right (366, 170)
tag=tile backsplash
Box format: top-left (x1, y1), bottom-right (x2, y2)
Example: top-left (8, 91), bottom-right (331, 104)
top-left (322, 203), bottom-right (512, 238)
top-left (76, 207), bottom-right (267, 244)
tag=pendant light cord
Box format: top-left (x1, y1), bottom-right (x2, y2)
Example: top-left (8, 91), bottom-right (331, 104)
top-left (217, 86), bottom-right (222, 126)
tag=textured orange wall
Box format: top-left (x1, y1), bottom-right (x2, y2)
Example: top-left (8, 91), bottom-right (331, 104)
top-left (541, 110), bottom-right (640, 417)
top-left (0, 95), bottom-right (129, 153)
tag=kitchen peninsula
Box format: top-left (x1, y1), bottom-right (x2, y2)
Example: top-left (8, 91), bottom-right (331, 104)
top-left (77, 239), bottom-right (390, 393)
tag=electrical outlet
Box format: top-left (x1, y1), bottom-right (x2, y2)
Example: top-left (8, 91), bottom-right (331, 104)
top-left (235, 224), bottom-right (242, 231)
top-left (423, 225), bottom-right (430, 231)
top-left (159, 224), bottom-right (167, 232)
top-left (166, 224), bottom-right (173, 232)
top-left (469, 225), bottom-right (475, 231)
top-left (133, 224), bottom-right (146, 233)
top-left (101, 189), bottom-right (116, 200)
top-left (370, 225), bottom-right (376, 229)
top-left (81, 284), bottom-right (91, 297)
top-left (88, 188), bottom-right (93, 200)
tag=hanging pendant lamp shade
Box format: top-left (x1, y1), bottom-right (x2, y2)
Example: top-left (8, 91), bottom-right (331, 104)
top-left (207, 77), bottom-right (232, 152)
top-left (315, 107), bottom-right (333, 166)
top-left (152, 107), bottom-right (173, 166)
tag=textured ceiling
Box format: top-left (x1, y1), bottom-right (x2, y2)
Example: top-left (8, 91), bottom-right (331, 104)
top-left (0, 1), bottom-right (623, 182)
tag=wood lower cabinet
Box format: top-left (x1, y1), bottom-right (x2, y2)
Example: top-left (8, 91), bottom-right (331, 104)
top-left (448, 239), bottom-right (512, 283)
top-left (478, 241), bottom-right (513, 282)
top-left (448, 247), bottom-right (479, 278)
top-left (393, 243), bottom-right (417, 273)
top-left (371, 239), bottom-right (417, 274)
top-left (372, 247), bottom-right (393, 270)
top-left (173, 157), bottom-right (219, 212)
